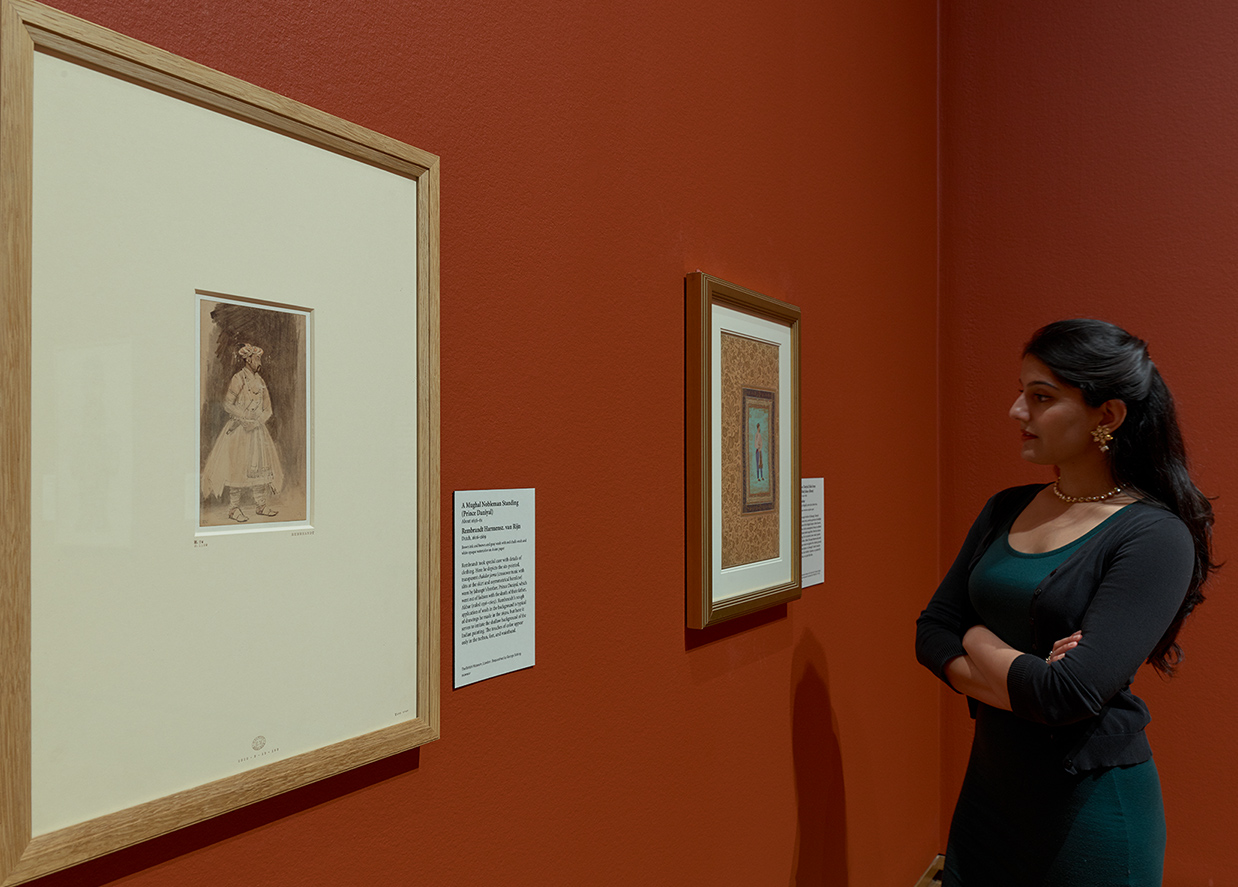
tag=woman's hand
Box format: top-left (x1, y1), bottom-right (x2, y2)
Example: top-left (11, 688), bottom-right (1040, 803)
top-left (1047, 631), bottom-right (1082, 664)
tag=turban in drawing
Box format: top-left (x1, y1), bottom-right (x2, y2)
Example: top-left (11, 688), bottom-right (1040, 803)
top-left (238, 344), bottom-right (264, 360)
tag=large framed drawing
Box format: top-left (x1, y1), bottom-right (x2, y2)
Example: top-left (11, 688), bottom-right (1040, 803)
top-left (686, 272), bottom-right (801, 629)
top-left (0, 2), bottom-right (440, 883)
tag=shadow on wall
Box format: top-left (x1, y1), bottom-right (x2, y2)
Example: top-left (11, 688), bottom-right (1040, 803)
top-left (790, 633), bottom-right (849, 886)
top-left (26, 748), bottom-right (422, 886)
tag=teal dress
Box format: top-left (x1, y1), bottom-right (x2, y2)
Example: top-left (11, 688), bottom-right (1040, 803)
top-left (943, 525), bottom-right (1166, 887)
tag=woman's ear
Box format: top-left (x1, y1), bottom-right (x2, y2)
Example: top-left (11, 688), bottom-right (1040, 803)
top-left (1099, 398), bottom-right (1128, 433)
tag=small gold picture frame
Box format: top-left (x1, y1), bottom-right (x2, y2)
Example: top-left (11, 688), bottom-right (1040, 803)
top-left (686, 272), bottom-right (801, 629)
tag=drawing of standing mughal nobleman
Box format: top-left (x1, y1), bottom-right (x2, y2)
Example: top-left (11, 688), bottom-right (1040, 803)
top-left (755, 422), bottom-right (764, 481)
top-left (201, 344), bottom-right (284, 522)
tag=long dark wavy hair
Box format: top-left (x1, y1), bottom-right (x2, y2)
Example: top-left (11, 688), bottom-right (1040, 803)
top-left (1025, 319), bottom-right (1216, 676)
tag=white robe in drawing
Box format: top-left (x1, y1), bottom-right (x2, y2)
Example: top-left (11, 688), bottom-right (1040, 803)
top-left (201, 366), bottom-right (284, 499)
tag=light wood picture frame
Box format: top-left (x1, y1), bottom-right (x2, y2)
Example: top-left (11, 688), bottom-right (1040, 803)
top-left (686, 272), bottom-right (801, 629)
top-left (0, 1), bottom-right (440, 883)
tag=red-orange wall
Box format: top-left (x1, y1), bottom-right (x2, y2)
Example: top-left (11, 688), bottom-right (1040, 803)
top-left (940, 4), bottom-right (1238, 883)
top-left (29, 1), bottom-right (940, 885)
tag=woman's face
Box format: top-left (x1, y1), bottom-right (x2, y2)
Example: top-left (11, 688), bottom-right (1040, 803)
top-left (1009, 354), bottom-right (1105, 467)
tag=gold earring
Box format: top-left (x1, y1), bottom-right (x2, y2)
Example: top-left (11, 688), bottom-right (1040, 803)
top-left (1091, 425), bottom-right (1113, 453)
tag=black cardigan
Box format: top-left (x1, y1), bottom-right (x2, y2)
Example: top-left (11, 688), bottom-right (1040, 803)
top-left (916, 483), bottom-right (1194, 774)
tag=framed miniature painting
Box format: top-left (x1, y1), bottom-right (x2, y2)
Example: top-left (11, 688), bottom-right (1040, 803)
top-left (685, 272), bottom-right (801, 628)
top-left (0, 1), bottom-right (440, 882)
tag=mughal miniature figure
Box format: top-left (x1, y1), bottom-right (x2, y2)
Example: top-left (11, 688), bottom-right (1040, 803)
top-left (201, 343), bottom-right (284, 521)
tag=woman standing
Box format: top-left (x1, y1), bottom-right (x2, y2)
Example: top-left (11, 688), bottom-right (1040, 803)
top-left (916, 319), bottom-right (1215, 886)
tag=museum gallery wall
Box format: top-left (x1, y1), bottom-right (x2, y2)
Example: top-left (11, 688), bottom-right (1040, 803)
top-left (31, 0), bottom-right (1238, 885)
top-left (10, 0), bottom-right (1238, 885)
top-left (1, 0), bottom-right (941, 883)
